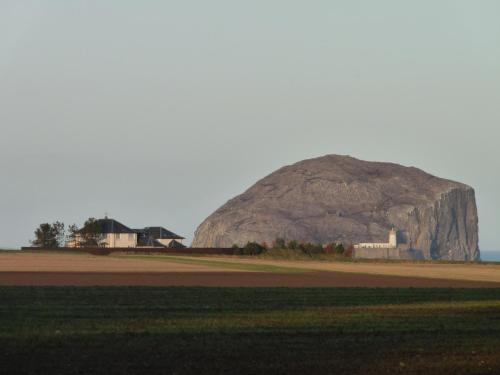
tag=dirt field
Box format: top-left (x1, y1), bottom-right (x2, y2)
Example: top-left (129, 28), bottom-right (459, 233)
top-left (2, 271), bottom-right (500, 287)
top-left (1, 251), bottom-right (500, 287)
top-left (0, 252), bottom-right (247, 273)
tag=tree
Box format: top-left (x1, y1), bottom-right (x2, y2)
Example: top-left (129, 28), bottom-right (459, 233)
top-left (299, 242), bottom-right (324, 255)
top-left (66, 224), bottom-right (80, 247)
top-left (287, 240), bottom-right (300, 250)
top-left (53, 221), bottom-right (65, 247)
top-left (31, 221), bottom-right (65, 248)
top-left (241, 242), bottom-right (267, 255)
top-left (79, 218), bottom-right (107, 247)
top-left (273, 238), bottom-right (286, 249)
top-left (334, 243), bottom-right (345, 255)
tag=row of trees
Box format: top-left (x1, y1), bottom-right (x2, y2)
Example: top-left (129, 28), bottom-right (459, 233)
top-left (232, 238), bottom-right (354, 257)
top-left (31, 218), bottom-right (105, 248)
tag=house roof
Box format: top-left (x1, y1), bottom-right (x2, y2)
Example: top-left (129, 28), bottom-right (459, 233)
top-left (136, 235), bottom-right (166, 247)
top-left (81, 218), bottom-right (136, 234)
top-left (136, 227), bottom-right (185, 240)
top-left (168, 239), bottom-right (186, 249)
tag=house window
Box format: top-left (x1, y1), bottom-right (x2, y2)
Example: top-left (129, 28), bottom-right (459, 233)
top-left (128, 234), bottom-right (134, 240)
top-left (116, 233), bottom-right (121, 239)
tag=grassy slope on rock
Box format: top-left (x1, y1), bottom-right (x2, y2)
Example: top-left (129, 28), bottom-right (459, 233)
top-left (1, 287), bottom-right (500, 375)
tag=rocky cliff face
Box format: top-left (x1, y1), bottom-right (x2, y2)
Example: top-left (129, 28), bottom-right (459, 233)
top-left (192, 155), bottom-right (479, 260)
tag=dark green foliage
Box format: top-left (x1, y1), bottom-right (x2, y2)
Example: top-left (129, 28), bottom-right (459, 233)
top-left (1, 287), bottom-right (500, 375)
top-left (240, 241), bottom-right (267, 255)
top-left (231, 242), bottom-right (267, 255)
top-left (231, 244), bottom-right (241, 255)
top-left (334, 243), bottom-right (345, 254)
top-left (323, 243), bottom-right (345, 254)
top-left (273, 238), bottom-right (286, 249)
top-left (31, 221), bottom-right (65, 248)
top-left (252, 238), bottom-right (351, 258)
top-left (271, 238), bottom-right (339, 257)
top-left (299, 242), bottom-right (324, 255)
top-left (78, 218), bottom-right (107, 247)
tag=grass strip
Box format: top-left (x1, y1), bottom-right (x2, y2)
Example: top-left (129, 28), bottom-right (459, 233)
top-left (115, 254), bottom-right (314, 273)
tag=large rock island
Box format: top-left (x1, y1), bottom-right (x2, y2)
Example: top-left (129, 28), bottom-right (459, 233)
top-left (192, 155), bottom-right (479, 260)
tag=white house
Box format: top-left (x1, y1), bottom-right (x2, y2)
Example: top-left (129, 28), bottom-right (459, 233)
top-left (66, 217), bottom-right (185, 248)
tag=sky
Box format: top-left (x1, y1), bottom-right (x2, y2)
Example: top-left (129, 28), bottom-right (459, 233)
top-left (0, 1), bottom-right (499, 251)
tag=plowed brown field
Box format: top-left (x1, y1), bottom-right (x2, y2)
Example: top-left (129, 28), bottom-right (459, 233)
top-left (1, 251), bottom-right (499, 287)
top-left (0, 252), bottom-right (245, 273)
top-left (2, 271), bottom-right (500, 287)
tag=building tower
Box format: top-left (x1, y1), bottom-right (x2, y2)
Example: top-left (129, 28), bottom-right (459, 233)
top-left (388, 228), bottom-right (397, 248)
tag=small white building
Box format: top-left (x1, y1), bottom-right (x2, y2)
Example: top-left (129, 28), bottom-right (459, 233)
top-left (354, 228), bottom-right (397, 249)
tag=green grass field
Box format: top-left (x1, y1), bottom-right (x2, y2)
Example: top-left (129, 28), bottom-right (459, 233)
top-left (117, 254), bottom-right (314, 272)
top-left (1, 287), bottom-right (500, 374)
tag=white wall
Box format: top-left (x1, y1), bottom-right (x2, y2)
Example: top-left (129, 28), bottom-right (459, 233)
top-left (107, 233), bottom-right (137, 248)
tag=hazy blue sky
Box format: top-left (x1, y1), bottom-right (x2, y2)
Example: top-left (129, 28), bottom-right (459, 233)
top-left (1, 1), bottom-right (499, 251)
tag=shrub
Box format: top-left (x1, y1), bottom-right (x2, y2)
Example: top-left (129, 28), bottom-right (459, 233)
top-left (334, 244), bottom-right (345, 255)
top-left (273, 238), bottom-right (286, 249)
top-left (323, 243), bottom-right (334, 254)
top-left (299, 242), bottom-right (324, 255)
top-left (344, 244), bottom-right (354, 258)
top-left (240, 242), bottom-right (267, 255)
top-left (231, 244), bottom-right (241, 254)
top-left (287, 240), bottom-right (300, 250)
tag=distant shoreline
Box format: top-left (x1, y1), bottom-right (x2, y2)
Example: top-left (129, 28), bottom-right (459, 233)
top-left (481, 251), bottom-right (500, 262)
